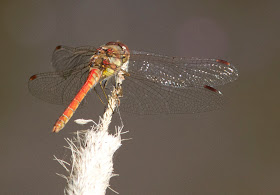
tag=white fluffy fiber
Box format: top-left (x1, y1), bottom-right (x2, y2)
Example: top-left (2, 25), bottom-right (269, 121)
top-left (55, 125), bottom-right (123, 195)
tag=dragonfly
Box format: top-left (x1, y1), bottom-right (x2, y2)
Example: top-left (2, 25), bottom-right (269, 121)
top-left (28, 41), bottom-right (238, 133)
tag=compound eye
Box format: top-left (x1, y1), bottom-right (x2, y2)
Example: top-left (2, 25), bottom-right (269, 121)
top-left (105, 42), bottom-right (129, 52)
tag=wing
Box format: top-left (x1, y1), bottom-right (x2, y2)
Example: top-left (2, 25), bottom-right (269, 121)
top-left (120, 71), bottom-right (224, 114)
top-left (28, 67), bottom-right (90, 105)
top-left (28, 45), bottom-right (98, 105)
top-left (117, 51), bottom-right (238, 114)
top-left (128, 51), bottom-right (238, 88)
top-left (52, 45), bottom-right (96, 72)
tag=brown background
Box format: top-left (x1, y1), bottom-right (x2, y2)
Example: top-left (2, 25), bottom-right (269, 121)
top-left (1, 0), bottom-right (279, 194)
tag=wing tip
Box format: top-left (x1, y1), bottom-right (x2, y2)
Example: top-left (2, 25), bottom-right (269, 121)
top-left (29, 74), bottom-right (37, 81)
top-left (216, 59), bottom-right (230, 66)
top-left (204, 85), bottom-right (222, 94)
top-left (55, 45), bottom-right (62, 50)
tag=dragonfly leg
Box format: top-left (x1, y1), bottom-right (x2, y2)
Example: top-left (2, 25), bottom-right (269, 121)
top-left (99, 82), bottom-right (115, 114)
top-left (99, 81), bottom-right (109, 101)
top-left (120, 69), bottom-right (130, 77)
top-left (93, 88), bottom-right (106, 105)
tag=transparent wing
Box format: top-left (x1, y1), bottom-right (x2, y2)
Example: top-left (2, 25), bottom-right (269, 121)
top-left (28, 45), bottom-right (97, 105)
top-left (52, 45), bottom-right (96, 72)
top-left (119, 71), bottom-right (224, 114)
top-left (128, 51), bottom-right (238, 88)
top-left (28, 66), bottom-right (90, 105)
top-left (116, 51), bottom-right (238, 114)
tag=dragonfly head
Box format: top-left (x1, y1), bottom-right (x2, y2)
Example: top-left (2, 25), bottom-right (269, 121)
top-left (105, 41), bottom-right (130, 64)
top-left (90, 42), bottom-right (130, 78)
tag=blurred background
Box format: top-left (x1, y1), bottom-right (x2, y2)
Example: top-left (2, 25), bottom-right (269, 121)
top-left (1, 0), bottom-right (279, 194)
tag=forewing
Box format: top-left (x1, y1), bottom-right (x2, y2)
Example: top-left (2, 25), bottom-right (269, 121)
top-left (52, 45), bottom-right (96, 72)
top-left (129, 51), bottom-right (238, 88)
